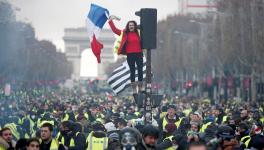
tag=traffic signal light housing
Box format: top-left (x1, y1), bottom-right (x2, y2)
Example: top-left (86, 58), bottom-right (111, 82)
top-left (133, 93), bottom-right (162, 108)
top-left (151, 94), bottom-right (163, 108)
top-left (133, 93), bottom-right (145, 108)
top-left (135, 8), bottom-right (157, 49)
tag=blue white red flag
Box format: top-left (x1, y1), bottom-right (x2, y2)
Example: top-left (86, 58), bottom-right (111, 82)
top-left (86, 3), bottom-right (109, 63)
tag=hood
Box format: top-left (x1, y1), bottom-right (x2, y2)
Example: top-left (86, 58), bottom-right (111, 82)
top-left (140, 139), bottom-right (156, 150)
top-left (93, 131), bottom-right (107, 138)
top-left (0, 137), bottom-right (10, 149)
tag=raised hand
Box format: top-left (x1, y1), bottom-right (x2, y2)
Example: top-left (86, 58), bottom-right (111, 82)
top-left (109, 15), bottom-right (121, 21)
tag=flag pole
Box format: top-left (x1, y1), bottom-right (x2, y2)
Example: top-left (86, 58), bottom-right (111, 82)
top-left (105, 11), bottom-right (109, 18)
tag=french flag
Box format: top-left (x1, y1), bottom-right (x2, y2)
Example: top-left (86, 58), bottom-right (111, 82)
top-left (86, 4), bottom-right (109, 63)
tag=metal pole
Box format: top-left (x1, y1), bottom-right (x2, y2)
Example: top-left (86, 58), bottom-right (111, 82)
top-left (144, 49), bottom-right (152, 124)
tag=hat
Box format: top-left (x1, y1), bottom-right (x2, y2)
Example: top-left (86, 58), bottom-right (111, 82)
top-left (190, 121), bottom-right (199, 126)
top-left (120, 127), bottom-right (142, 144)
top-left (217, 125), bottom-right (235, 139)
top-left (161, 106), bottom-right (168, 112)
top-left (112, 113), bottom-right (120, 118)
top-left (90, 103), bottom-right (99, 108)
top-left (251, 135), bottom-right (264, 149)
top-left (104, 122), bottom-right (116, 132)
top-left (167, 104), bottom-right (176, 110)
top-left (253, 124), bottom-right (262, 134)
top-left (92, 122), bottom-right (106, 132)
top-left (108, 132), bottom-right (119, 141)
top-left (193, 111), bottom-right (202, 119)
top-left (61, 120), bottom-right (74, 130)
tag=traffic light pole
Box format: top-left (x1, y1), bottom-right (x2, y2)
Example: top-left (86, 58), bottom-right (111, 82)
top-left (135, 8), bottom-right (157, 125)
top-left (144, 49), bottom-right (152, 124)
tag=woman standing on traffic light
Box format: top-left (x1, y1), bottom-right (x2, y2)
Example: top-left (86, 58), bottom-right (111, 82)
top-left (108, 15), bottom-right (144, 94)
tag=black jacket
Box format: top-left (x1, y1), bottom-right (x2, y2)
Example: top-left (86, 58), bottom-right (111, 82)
top-left (157, 134), bottom-right (187, 150)
top-left (137, 140), bottom-right (157, 150)
top-left (58, 132), bottom-right (86, 150)
top-left (250, 134), bottom-right (264, 150)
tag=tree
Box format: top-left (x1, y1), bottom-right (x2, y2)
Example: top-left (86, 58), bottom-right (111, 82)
top-left (0, 1), bottom-right (72, 88)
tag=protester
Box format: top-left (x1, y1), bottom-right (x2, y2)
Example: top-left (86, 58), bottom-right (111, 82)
top-left (26, 138), bottom-right (40, 150)
top-left (0, 83), bottom-right (263, 150)
top-left (39, 123), bottom-right (59, 150)
top-left (108, 15), bottom-right (144, 94)
top-left (0, 127), bottom-right (15, 150)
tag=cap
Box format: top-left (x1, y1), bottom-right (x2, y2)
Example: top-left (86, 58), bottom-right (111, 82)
top-left (104, 122), bottom-right (116, 132)
top-left (167, 104), bottom-right (176, 110)
top-left (92, 122), bottom-right (106, 132)
top-left (108, 132), bottom-right (119, 141)
top-left (120, 127), bottom-right (142, 144)
top-left (193, 111), bottom-right (202, 119)
top-left (217, 125), bottom-right (235, 139)
top-left (161, 106), bottom-right (168, 112)
top-left (112, 113), bottom-right (120, 118)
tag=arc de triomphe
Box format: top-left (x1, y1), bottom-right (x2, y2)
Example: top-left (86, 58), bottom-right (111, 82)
top-left (63, 28), bottom-right (116, 79)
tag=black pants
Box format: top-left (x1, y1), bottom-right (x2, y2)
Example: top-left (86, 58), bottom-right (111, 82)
top-left (127, 52), bottom-right (143, 82)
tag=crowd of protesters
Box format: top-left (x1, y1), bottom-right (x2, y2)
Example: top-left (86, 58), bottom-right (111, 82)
top-left (0, 86), bottom-right (263, 150)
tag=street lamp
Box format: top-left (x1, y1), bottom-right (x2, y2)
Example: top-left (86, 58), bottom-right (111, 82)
top-left (173, 30), bottom-right (180, 35)
top-left (173, 30), bottom-right (199, 38)
top-left (172, 29), bottom-right (200, 93)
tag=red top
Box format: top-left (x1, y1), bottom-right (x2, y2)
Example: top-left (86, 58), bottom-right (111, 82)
top-left (108, 20), bottom-right (142, 54)
top-left (126, 32), bottom-right (141, 53)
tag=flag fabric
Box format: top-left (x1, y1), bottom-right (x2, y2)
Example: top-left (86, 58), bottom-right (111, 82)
top-left (86, 3), bottom-right (109, 63)
top-left (107, 58), bottom-right (147, 94)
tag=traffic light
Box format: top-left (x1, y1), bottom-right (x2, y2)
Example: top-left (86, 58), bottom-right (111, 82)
top-left (133, 93), bottom-right (162, 108)
top-left (187, 80), bottom-right (193, 88)
top-left (133, 93), bottom-right (145, 108)
top-left (135, 8), bottom-right (157, 49)
top-left (151, 94), bottom-right (163, 108)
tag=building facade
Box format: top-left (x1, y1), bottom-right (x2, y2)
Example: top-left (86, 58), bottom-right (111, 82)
top-left (178, 0), bottom-right (217, 15)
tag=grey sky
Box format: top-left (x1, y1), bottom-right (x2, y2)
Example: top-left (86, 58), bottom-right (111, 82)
top-left (9, 0), bottom-right (179, 51)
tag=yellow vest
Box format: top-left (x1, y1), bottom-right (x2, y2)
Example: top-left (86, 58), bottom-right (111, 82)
top-left (38, 120), bottom-right (55, 128)
top-left (40, 139), bottom-right (59, 150)
top-left (113, 32), bottom-right (123, 54)
top-left (4, 123), bottom-right (19, 140)
top-left (18, 118), bottom-right (23, 125)
top-left (86, 132), bottom-right (108, 150)
top-left (75, 113), bottom-right (89, 120)
top-left (62, 114), bottom-right (69, 121)
top-left (24, 133), bottom-right (30, 139)
top-left (200, 122), bottom-right (212, 133)
top-left (50, 139), bottom-right (59, 150)
top-left (183, 108), bottom-right (192, 117)
top-left (58, 132), bottom-right (80, 147)
top-left (215, 117), bottom-right (218, 123)
top-left (135, 112), bottom-right (140, 117)
top-left (222, 116), bottom-right (228, 123)
top-left (160, 112), bottom-right (167, 119)
top-left (162, 117), bottom-right (183, 130)
top-left (163, 136), bottom-right (174, 150)
top-left (22, 116), bottom-right (35, 134)
top-left (0, 146), bottom-right (6, 150)
top-left (260, 117), bottom-right (264, 123)
top-left (55, 132), bottom-right (61, 141)
top-left (96, 118), bottom-right (105, 124)
top-left (240, 135), bottom-right (251, 148)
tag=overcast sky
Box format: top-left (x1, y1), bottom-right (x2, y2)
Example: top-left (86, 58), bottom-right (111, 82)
top-left (9, 0), bottom-right (179, 51)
